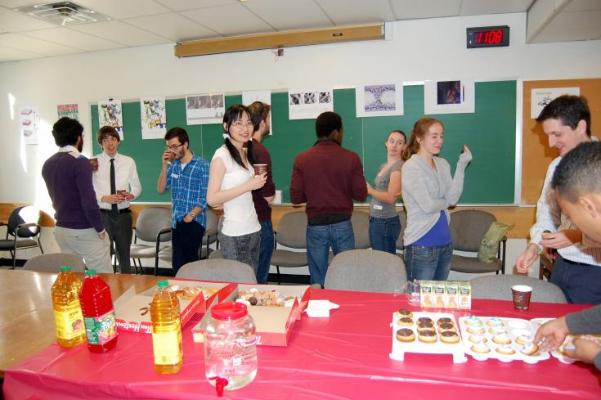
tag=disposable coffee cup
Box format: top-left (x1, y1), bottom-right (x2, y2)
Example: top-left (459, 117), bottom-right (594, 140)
top-left (511, 285), bottom-right (533, 310)
top-left (89, 158), bottom-right (99, 171)
top-left (253, 163), bottom-right (268, 175)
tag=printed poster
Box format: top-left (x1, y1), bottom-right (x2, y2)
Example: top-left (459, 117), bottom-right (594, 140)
top-left (19, 106), bottom-right (38, 145)
top-left (531, 87), bottom-right (580, 119)
top-left (186, 94), bottom-right (224, 125)
top-left (98, 99), bottom-right (124, 139)
top-left (288, 88), bottom-right (333, 120)
top-left (424, 80), bottom-right (475, 114)
top-left (242, 90), bottom-right (273, 135)
top-left (140, 97), bottom-right (167, 139)
top-left (57, 103), bottom-right (79, 120)
top-left (356, 83), bottom-right (404, 117)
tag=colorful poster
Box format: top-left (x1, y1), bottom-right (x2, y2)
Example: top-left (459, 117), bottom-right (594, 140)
top-left (98, 99), bottom-right (124, 139)
top-left (424, 80), bottom-right (475, 114)
top-left (57, 103), bottom-right (79, 120)
top-left (531, 87), bottom-right (580, 119)
top-left (356, 83), bottom-right (404, 117)
top-left (288, 88), bottom-right (333, 120)
top-left (19, 106), bottom-right (38, 145)
top-left (186, 94), bottom-right (224, 125)
top-left (140, 97), bottom-right (167, 139)
top-left (242, 90), bottom-right (273, 135)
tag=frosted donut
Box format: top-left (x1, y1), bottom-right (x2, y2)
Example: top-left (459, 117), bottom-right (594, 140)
top-left (418, 329), bottom-right (437, 343)
top-left (398, 317), bottom-right (414, 327)
top-left (493, 333), bottom-right (512, 345)
top-left (468, 335), bottom-right (488, 344)
top-left (440, 331), bottom-right (460, 344)
top-left (520, 342), bottom-right (540, 356)
top-left (396, 328), bottom-right (416, 343)
top-left (496, 345), bottom-right (516, 356)
top-left (471, 343), bottom-right (491, 354)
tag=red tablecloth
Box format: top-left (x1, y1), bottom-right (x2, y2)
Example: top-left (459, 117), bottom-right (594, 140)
top-left (4, 289), bottom-right (600, 400)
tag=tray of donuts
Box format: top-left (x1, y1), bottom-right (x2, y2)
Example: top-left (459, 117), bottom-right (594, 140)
top-left (459, 316), bottom-right (550, 363)
top-left (389, 310), bottom-right (467, 363)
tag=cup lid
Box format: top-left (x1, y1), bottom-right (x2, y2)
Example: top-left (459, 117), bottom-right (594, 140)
top-left (211, 302), bottom-right (248, 320)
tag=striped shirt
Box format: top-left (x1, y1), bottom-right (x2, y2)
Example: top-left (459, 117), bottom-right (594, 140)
top-left (166, 154), bottom-right (209, 228)
top-left (530, 157), bottom-right (601, 266)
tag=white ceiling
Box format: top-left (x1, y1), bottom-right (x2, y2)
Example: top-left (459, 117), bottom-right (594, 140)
top-left (0, 0), bottom-right (599, 63)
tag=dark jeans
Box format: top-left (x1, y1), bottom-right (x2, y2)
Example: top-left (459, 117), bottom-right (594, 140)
top-left (306, 219), bottom-right (355, 287)
top-left (369, 215), bottom-right (401, 254)
top-left (256, 220), bottom-right (274, 284)
top-left (219, 230), bottom-right (261, 272)
top-left (101, 211), bottom-right (133, 274)
top-left (551, 255), bottom-right (601, 304)
top-left (172, 220), bottom-right (204, 274)
top-left (404, 243), bottom-right (453, 281)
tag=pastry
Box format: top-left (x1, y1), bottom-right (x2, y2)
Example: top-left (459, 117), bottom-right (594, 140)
top-left (488, 326), bottom-right (507, 335)
top-left (487, 318), bottom-right (504, 327)
top-left (515, 334), bottom-right (532, 345)
top-left (396, 309), bottom-right (413, 319)
top-left (438, 322), bottom-right (456, 332)
top-left (464, 317), bottom-right (483, 327)
top-left (520, 342), bottom-right (540, 356)
top-left (396, 328), bottom-right (416, 343)
top-left (398, 317), bottom-right (414, 327)
top-left (437, 317), bottom-right (453, 326)
top-left (471, 343), bottom-right (491, 354)
top-left (417, 317), bottom-right (434, 325)
top-left (493, 333), bottom-right (512, 345)
top-left (496, 345), bottom-right (516, 356)
top-left (468, 335), bottom-right (488, 344)
top-left (418, 329), bottom-right (437, 343)
top-left (440, 331), bottom-right (460, 344)
top-left (417, 320), bottom-right (434, 330)
top-left (467, 325), bottom-right (485, 335)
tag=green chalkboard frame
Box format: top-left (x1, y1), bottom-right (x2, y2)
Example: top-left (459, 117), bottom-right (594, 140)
top-left (91, 81), bottom-right (516, 204)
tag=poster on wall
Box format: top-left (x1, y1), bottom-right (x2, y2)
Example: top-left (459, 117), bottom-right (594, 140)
top-left (288, 88), bottom-right (333, 120)
top-left (140, 97), bottom-right (167, 139)
top-left (356, 83), bottom-right (404, 117)
top-left (531, 87), bottom-right (580, 119)
top-left (186, 94), bottom-right (224, 125)
top-left (57, 103), bottom-right (79, 120)
top-left (19, 106), bottom-right (38, 145)
top-left (424, 80), bottom-right (475, 114)
top-left (98, 99), bottom-right (124, 139)
top-left (242, 90), bottom-right (273, 135)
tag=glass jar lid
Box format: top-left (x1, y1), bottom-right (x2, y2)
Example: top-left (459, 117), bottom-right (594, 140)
top-left (210, 302), bottom-right (248, 321)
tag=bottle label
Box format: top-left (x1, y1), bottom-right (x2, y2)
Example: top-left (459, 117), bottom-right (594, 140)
top-left (152, 330), bottom-right (183, 365)
top-left (84, 310), bottom-right (118, 345)
top-left (54, 303), bottom-right (85, 340)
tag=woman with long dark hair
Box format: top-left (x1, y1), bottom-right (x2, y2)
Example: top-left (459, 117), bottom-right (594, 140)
top-left (207, 104), bottom-right (266, 271)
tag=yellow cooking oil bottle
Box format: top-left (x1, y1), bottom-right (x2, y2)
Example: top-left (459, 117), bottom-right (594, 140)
top-left (150, 280), bottom-right (183, 374)
top-left (51, 266), bottom-right (86, 348)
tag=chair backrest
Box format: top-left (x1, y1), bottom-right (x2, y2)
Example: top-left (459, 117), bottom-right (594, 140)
top-left (23, 253), bottom-right (86, 273)
top-left (470, 275), bottom-right (567, 303)
top-left (176, 259), bottom-right (257, 283)
top-left (202, 208), bottom-right (219, 245)
top-left (135, 207), bottom-right (172, 242)
top-left (276, 211), bottom-right (307, 248)
top-left (450, 210), bottom-right (496, 252)
top-left (351, 210), bottom-right (370, 249)
top-left (396, 210), bottom-right (407, 251)
top-left (324, 249), bottom-right (407, 293)
top-left (9, 206), bottom-right (41, 237)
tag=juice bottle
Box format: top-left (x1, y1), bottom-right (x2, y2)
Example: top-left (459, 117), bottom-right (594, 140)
top-left (150, 280), bottom-right (183, 374)
top-left (51, 266), bottom-right (86, 348)
top-left (79, 269), bottom-right (118, 352)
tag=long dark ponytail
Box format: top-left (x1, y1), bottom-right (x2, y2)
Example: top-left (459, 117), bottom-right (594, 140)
top-left (223, 104), bottom-right (256, 169)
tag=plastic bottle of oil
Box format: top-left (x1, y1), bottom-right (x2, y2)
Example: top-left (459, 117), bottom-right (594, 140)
top-left (79, 269), bottom-right (118, 352)
top-left (51, 266), bottom-right (86, 348)
top-left (150, 280), bottom-right (183, 374)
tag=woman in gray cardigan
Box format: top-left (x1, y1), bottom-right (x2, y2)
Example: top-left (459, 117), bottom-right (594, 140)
top-left (401, 117), bottom-right (472, 281)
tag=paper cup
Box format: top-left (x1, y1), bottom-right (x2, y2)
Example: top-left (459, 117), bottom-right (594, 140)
top-left (89, 158), bottom-right (98, 171)
top-left (253, 164), bottom-right (268, 175)
top-left (512, 285), bottom-right (533, 310)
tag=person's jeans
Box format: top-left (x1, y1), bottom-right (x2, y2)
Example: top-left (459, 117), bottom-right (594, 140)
top-left (306, 219), bottom-right (355, 287)
top-left (551, 255), bottom-right (601, 304)
top-left (404, 243), bottom-right (453, 281)
top-left (256, 220), bottom-right (274, 283)
top-left (369, 216), bottom-right (401, 254)
top-left (172, 220), bottom-right (204, 274)
top-left (219, 230), bottom-right (261, 273)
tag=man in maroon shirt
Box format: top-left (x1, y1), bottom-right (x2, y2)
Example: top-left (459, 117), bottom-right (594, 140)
top-left (290, 111), bottom-right (367, 287)
top-left (248, 101), bottom-right (276, 283)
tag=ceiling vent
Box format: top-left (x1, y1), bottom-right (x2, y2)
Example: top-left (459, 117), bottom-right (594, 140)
top-left (16, 2), bottom-right (110, 26)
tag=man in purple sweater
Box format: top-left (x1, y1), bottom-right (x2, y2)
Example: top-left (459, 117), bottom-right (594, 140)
top-left (42, 117), bottom-right (112, 272)
top-left (290, 111), bottom-right (367, 287)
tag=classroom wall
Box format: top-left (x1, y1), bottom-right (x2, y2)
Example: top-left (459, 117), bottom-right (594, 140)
top-left (1, 12), bottom-right (601, 218)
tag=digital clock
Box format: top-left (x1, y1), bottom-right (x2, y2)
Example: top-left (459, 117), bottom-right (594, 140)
top-left (466, 25), bottom-right (510, 48)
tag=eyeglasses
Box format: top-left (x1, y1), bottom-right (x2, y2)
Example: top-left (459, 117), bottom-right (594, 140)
top-left (166, 143), bottom-right (184, 151)
top-left (231, 121), bottom-right (253, 129)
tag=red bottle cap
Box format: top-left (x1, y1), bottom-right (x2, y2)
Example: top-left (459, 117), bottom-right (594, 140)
top-left (210, 302), bottom-right (247, 321)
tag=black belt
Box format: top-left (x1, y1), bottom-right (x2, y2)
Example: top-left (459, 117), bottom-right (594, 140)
top-left (100, 208), bottom-right (131, 214)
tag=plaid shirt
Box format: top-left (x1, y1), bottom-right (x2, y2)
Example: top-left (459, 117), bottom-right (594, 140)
top-left (166, 154), bottom-right (209, 228)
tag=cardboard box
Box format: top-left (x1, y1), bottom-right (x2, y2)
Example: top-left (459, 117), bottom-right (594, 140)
top-left (114, 280), bottom-right (234, 334)
top-left (192, 284), bottom-right (310, 347)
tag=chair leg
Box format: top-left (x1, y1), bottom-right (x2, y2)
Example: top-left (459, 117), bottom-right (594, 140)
top-left (11, 249), bottom-right (16, 269)
top-left (276, 265), bottom-right (281, 285)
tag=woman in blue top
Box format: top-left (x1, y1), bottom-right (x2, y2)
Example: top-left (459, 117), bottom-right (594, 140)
top-left (367, 130), bottom-right (405, 254)
top-left (401, 118), bottom-right (472, 281)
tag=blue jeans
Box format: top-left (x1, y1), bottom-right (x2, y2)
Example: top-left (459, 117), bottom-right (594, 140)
top-left (369, 216), bottom-right (401, 254)
top-left (256, 220), bottom-right (274, 284)
top-left (306, 220), bottom-right (355, 287)
top-left (172, 220), bottom-right (204, 274)
top-left (404, 243), bottom-right (453, 281)
top-left (551, 255), bottom-right (601, 304)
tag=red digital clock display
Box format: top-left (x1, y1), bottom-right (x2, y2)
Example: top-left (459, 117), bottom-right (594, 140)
top-left (467, 26), bottom-right (510, 48)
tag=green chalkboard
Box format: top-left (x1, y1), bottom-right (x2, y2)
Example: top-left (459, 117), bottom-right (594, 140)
top-left (92, 81), bottom-right (516, 204)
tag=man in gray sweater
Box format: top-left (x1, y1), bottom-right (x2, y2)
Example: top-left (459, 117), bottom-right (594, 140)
top-left (535, 142), bottom-right (601, 371)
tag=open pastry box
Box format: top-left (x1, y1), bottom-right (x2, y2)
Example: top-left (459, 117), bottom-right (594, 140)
top-left (114, 280), bottom-right (235, 334)
top-left (192, 284), bottom-right (310, 347)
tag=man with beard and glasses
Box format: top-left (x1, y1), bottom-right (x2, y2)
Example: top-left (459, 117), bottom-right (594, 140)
top-left (42, 117), bottom-right (112, 272)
